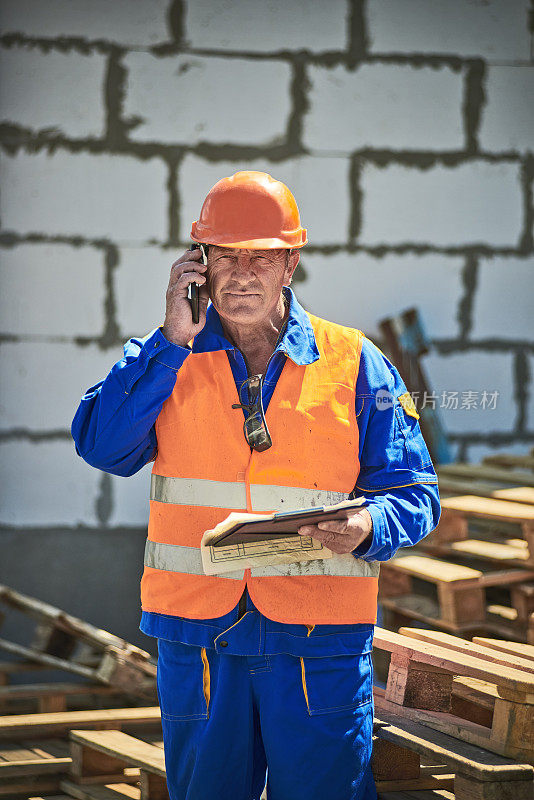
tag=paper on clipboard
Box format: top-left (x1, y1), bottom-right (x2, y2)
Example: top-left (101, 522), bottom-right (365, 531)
top-left (200, 497), bottom-right (366, 575)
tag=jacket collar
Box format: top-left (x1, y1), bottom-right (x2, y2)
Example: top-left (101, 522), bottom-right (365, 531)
top-left (191, 287), bottom-right (320, 366)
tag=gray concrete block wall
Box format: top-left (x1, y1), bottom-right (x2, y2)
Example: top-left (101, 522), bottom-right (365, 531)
top-left (1, 0), bottom-right (533, 644)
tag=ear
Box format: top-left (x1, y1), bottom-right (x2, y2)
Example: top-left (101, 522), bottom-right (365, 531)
top-left (284, 249), bottom-right (300, 284)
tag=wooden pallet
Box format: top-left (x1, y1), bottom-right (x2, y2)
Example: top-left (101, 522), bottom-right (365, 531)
top-left (379, 553), bottom-right (534, 641)
top-left (373, 626), bottom-right (534, 763)
top-left (0, 585), bottom-right (156, 697)
top-left (432, 495), bottom-right (534, 566)
top-left (374, 707), bottom-right (534, 799)
top-left (61, 729), bottom-right (167, 800)
top-left (0, 709), bottom-right (161, 798)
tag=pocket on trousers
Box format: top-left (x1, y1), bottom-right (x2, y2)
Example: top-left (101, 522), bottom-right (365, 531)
top-left (299, 652), bottom-right (373, 716)
top-left (157, 639), bottom-right (210, 722)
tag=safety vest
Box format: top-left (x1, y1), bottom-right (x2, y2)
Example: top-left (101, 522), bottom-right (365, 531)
top-left (141, 313), bottom-right (379, 625)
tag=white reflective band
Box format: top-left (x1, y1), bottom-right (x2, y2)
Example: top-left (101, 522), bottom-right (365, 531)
top-left (250, 485), bottom-right (346, 511)
top-left (144, 540), bottom-right (245, 580)
top-left (151, 474), bottom-right (346, 512)
top-left (151, 475), bottom-right (246, 509)
top-left (250, 555), bottom-right (380, 579)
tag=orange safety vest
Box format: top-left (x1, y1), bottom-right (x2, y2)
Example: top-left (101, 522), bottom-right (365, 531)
top-left (141, 313), bottom-right (379, 625)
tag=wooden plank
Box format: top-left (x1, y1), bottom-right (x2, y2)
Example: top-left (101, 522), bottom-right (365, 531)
top-left (421, 538), bottom-right (531, 568)
top-left (495, 487), bottom-right (534, 504)
top-left (374, 707), bottom-right (534, 781)
top-left (374, 771), bottom-right (455, 793)
top-left (438, 478), bottom-right (534, 506)
top-left (385, 554), bottom-right (534, 588)
top-left (69, 730), bottom-right (166, 777)
top-left (0, 756), bottom-right (71, 776)
top-left (385, 555), bottom-right (483, 583)
top-left (472, 638), bottom-right (534, 662)
top-left (60, 780), bottom-right (139, 799)
top-left (397, 628), bottom-right (534, 675)
top-left (0, 777), bottom-right (62, 796)
top-left (438, 464), bottom-right (534, 487)
top-left (483, 454), bottom-right (534, 470)
top-left (440, 495), bottom-right (534, 524)
top-left (0, 683), bottom-right (118, 700)
top-left (373, 627), bottom-right (534, 697)
top-left (0, 707), bottom-right (161, 740)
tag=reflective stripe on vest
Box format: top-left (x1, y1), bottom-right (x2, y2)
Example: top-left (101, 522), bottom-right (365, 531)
top-left (144, 538), bottom-right (377, 580)
top-left (144, 540), bottom-right (245, 580)
top-left (151, 474), bottom-right (346, 512)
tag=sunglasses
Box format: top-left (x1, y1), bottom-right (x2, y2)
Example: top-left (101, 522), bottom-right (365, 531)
top-left (232, 373), bottom-right (272, 452)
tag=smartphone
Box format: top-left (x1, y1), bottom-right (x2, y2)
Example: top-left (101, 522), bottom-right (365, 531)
top-left (188, 244), bottom-right (208, 324)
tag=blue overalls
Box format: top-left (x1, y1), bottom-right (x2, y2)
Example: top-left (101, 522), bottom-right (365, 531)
top-left (72, 286), bottom-right (441, 800)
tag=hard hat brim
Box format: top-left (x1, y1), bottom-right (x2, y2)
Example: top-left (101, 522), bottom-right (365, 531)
top-left (190, 226), bottom-right (307, 250)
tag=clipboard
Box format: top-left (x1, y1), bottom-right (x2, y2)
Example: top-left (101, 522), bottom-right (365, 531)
top-left (210, 497), bottom-right (367, 548)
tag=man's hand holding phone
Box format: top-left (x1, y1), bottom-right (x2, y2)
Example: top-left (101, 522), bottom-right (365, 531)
top-left (161, 247), bottom-right (209, 347)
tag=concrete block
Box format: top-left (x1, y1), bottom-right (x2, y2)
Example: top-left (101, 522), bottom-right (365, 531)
top-left (0, 0), bottom-right (170, 47)
top-left (0, 150), bottom-right (167, 242)
top-left (479, 65), bottom-right (534, 153)
top-left (115, 246), bottom-right (175, 337)
top-left (421, 351), bottom-right (515, 435)
top-left (296, 252), bottom-right (464, 339)
top-left (0, 44), bottom-right (105, 138)
top-left (367, 0), bottom-right (531, 61)
top-left (123, 53), bottom-right (291, 146)
top-left (0, 342), bottom-right (122, 432)
top-left (471, 256), bottom-right (534, 340)
top-left (180, 154), bottom-right (351, 246)
top-left (0, 440), bottom-right (101, 527)
top-left (304, 63), bottom-right (463, 152)
top-left (109, 465), bottom-right (152, 528)
top-left (184, 0), bottom-right (347, 53)
top-left (359, 161), bottom-right (523, 247)
top-left (0, 243), bottom-right (106, 337)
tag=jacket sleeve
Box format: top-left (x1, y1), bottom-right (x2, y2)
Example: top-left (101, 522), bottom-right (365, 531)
top-left (71, 328), bottom-right (191, 476)
top-left (351, 336), bottom-right (441, 562)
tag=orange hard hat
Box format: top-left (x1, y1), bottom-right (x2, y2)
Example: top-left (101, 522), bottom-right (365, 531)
top-left (190, 171), bottom-right (307, 249)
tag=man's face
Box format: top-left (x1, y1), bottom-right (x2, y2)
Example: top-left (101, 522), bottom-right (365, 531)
top-left (207, 246), bottom-right (299, 326)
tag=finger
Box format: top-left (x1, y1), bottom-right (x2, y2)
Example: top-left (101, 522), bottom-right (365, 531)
top-left (168, 271), bottom-right (207, 295)
top-left (171, 249), bottom-right (203, 268)
top-left (169, 262), bottom-right (207, 287)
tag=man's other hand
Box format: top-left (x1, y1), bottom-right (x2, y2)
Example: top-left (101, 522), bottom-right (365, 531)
top-left (298, 508), bottom-right (373, 554)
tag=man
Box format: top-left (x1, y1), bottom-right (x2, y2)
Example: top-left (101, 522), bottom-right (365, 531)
top-left (72, 171), bottom-right (440, 800)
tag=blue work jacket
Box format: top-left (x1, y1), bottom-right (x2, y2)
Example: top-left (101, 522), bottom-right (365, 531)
top-left (72, 287), bottom-right (440, 656)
